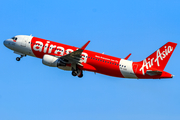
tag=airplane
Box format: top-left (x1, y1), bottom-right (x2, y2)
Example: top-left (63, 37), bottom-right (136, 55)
top-left (3, 35), bottom-right (177, 79)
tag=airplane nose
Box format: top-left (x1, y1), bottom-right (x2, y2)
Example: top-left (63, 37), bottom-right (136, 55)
top-left (3, 39), bottom-right (11, 48)
top-left (3, 40), bottom-right (8, 47)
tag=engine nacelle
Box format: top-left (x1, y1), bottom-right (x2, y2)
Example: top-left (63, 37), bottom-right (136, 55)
top-left (42, 54), bottom-right (66, 67)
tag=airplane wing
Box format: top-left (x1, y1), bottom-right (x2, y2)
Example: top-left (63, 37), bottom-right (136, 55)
top-left (146, 70), bottom-right (162, 76)
top-left (60, 41), bottom-right (90, 66)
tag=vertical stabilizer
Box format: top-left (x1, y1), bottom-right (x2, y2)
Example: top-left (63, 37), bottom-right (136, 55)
top-left (139, 42), bottom-right (177, 75)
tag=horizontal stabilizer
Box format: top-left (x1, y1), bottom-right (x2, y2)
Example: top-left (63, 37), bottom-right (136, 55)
top-left (124, 53), bottom-right (131, 60)
top-left (146, 70), bottom-right (162, 76)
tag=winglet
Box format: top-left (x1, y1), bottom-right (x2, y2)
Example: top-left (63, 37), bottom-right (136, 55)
top-left (80, 40), bottom-right (90, 50)
top-left (124, 53), bottom-right (131, 60)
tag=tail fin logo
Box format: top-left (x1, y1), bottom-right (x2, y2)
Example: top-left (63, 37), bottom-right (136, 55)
top-left (140, 45), bottom-right (173, 75)
top-left (154, 46), bottom-right (173, 66)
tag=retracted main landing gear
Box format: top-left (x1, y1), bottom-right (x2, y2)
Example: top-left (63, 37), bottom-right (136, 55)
top-left (16, 55), bottom-right (26, 61)
top-left (72, 68), bottom-right (83, 78)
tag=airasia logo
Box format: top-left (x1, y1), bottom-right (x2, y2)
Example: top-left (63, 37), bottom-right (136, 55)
top-left (32, 41), bottom-right (88, 63)
top-left (140, 46), bottom-right (173, 75)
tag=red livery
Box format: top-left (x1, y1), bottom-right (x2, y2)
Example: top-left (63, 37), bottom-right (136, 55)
top-left (4, 35), bottom-right (177, 79)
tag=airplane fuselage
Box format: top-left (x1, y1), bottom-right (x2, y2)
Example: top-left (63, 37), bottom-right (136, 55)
top-left (4, 35), bottom-right (176, 79)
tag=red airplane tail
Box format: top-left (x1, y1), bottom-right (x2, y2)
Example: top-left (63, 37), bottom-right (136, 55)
top-left (139, 42), bottom-right (177, 75)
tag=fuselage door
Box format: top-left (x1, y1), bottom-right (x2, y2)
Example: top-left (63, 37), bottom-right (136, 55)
top-left (119, 59), bottom-right (137, 78)
top-left (133, 64), bottom-right (138, 73)
top-left (21, 37), bottom-right (27, 47)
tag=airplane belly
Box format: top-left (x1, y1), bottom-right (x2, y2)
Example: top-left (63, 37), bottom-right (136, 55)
top-left (58, 66), bottom-right (71, 71)
top-left (119, 59), bottom-right (137, 78)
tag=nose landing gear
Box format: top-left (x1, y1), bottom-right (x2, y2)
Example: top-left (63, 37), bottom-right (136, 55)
top-left (16, 55), bottom-right (26, 61)
top-left (16, 57), bottom-right (20, 61)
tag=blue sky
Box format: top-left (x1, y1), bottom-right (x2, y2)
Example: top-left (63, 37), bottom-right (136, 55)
top-left (0, 0), bottom-right (180, 120)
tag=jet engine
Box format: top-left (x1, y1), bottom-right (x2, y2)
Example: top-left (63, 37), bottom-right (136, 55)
top-left (42, 54), bottom-right (66, 67)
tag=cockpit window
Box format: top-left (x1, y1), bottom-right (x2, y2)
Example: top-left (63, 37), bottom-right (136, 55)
top-left (12, 37), bottom-right (17, 40)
